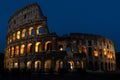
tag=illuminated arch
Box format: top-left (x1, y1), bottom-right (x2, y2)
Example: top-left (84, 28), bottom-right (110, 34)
top-left (35, 42), bottom-right (42, 52)
top-left (15, 45), bottom-right (19, 55)
top-left (82, 46), bottom-right (87, 54)
top-left (44, 60), bottom-right (52, 72)
top-left (35, 60), bottom-right (41, 71)
top-left (17, 31), bottom-right (20, 39)
top-left (22, 29), bottom-right (26, 38)
top-left (11, 47), bottom-right (14, 57)
top-left (28, 27), bottom-right (34, 36)
top-left (20, 44), bottom-right (25, 55)
top-left (27, 43), bottom-right (33, 53)
top-left (68, 60), bottom-right (74, 70)
top-left (27, 61), bottom-right (32, 69)
top-left (45, 41), bottom-right (52, 51)
top-left (36, 25), bottom-right (43, 35)
top-left (13, 33), bottom-right (16, 41)
top-left (55, 60), bottom-right (63, 71)
top-left (14, 62), bottom-right (18, 68)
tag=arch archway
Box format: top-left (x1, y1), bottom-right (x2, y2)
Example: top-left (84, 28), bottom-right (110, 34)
top-left (27, 61), bottom-right (32, 69)
top-left (45, 41), bottom-right (52, 51)
top-left (68, 60), bottom-right (74, 71)
top-left (55, 60), bottom-right (63, 71)
top-left (20, 62), bottom-right (25, 69)
top-left (35, 60), bottom-right (41, 71)
top-left (44, 60), bottom-right (52, 72)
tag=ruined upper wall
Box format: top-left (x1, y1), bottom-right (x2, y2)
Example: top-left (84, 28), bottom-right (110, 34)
top-left (8, 3), bottom-right (46, 30)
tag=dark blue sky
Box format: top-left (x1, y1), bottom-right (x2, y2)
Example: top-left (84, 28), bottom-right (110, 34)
top-left (0, 0), bottom-right (120, 53)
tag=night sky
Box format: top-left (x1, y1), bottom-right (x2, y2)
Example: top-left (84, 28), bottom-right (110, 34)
top-left (0, 0), bottom-right (120, 53)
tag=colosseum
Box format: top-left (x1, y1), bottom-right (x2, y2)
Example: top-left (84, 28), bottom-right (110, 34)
top-left (4, 3), bottom-right (116, 72)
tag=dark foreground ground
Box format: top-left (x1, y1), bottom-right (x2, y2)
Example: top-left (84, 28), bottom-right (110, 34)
top-left (0, 71), bottom-right (120, 80)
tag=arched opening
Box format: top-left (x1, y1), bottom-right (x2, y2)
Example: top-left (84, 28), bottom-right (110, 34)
top-left (68, 61), bottom-right (74, 71)
top-left (27, 61), bottom-right (32, 69)
top-left (45, 41), bottom-right (52, 51)
top-left (15, 46), bottom-right (19, 55)
top-left (17, 31), bottom-right (20, 39)
top-left (29, 27), bottom-right (34, 36)
top-left (66, 46), bottom-right (72, 52)
top-left (13, 33), bottom-right (16, 41)
top-left (20, 62), bottom-right (25, 69)
top-left (94, 61), bottom-right (99, 71)
top-left (55, 60), bottom-right (63, 72)
top-left (35, 61), bottom-right (41, 71)
top-left (94, 49), bottom-right (98, 57)
top-left (14, 62), bottom-right (18, 69)
top-left (11, 47), bottom-right (14, 57)
top-left (35, 42), bottom-right (42, 52)
top-left (36, 25), bottom-right (43, 35)
top-left (27, 43), bottom-right (32, 53)
top-left (44, 60), bottom-right (52, 72)
top-left (22, 29), bottom-right (26, 38)
top-left (20, 44), bottom-right (25, 55)
top-left (82, 46), bottom-right (87, 54)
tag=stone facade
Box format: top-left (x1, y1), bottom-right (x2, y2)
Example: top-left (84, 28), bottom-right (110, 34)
top-left (4, 3), bottom-right (116, 72)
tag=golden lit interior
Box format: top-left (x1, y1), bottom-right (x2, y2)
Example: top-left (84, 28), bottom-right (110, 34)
top-left (55, 60), bottom-right (63, 71)
top-left (27, 43), bottom-right (32, 53)
top-left (17, 31), bottom-right (20, 39)
top-left (15, 46), bottom-right (19, 55)
top-left (35, 42), bottom-right (42, 52)
top-left (27, 61), bottom-right (32, 69)
top-left (13, 33), bottom-right (15, 41)
top-left (20, 44), bottom-right (25, 55)
top-left (10, 36), bottom-right (12, 43)
top-left (11, 47), bottom-right (14, 57)
top-left (14, 62), bottom-right (18, 68)
top-left (107, 53), bottom-right (113, 59)
top-left (94, 49), bottom-right (98, 57)
top-left (68, 61), bottom-right (74, 70)
top-left (45, 41), bottom-right (52, 51)
top-left (82, 46), bottom-right (87, 53)
top-left (22, 29), bottom-right (26, 38)
top-left (44, 60), bottom-right (51, 71)
top-left (36, 25), bottom-right (42, 35)
top-left (35, 61), bottom-right (41, 70)
top-left (28, 27), bottom-right (33, 35)
top-left (103, 48), bottom-right (107, 55)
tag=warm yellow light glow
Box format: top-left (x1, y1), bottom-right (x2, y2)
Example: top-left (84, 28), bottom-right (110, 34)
top-left (20, 44), bottom-right (25, 54)
top-left (11, 47), bottom-right (14, 57)
top-left (22, 29), bottom-right (26, 38)
top-left (14, 62), bottom-right (18, 68)
top-left (45, 41), bottom-right (52, 51)
top-left (17, 31), bottom-right (20, 39)
top-left (27, 43), bottom-right (32, 53)
top-left (29, 27), bottom-right (33, 35)
top-left (60, 47), bottom-right (63, 51)
top-left (103, 48), bottom-right (107, 55)
top-left (44, 60), bottom-right (51, 71)
top-left (36, 25), bottom-right (42, 35)
top-left (13, 33), bottom-right (15, 41)
top-left (68, 61), bottom-right (74, 70)
top-left (35, 42), bottom-right (42, 52)
top-left (27, 61), bottom-right (32, 69)
top-left (94, 50), bottom-right (98, 57)
top-left (82, 46), bottom-right (87, 53)
top-left (35, 61), bottom-right (41, 70)
top-left (107, 53), bottom-right (113, 59)
top-left (15, 46), bottom-right (19, 55)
